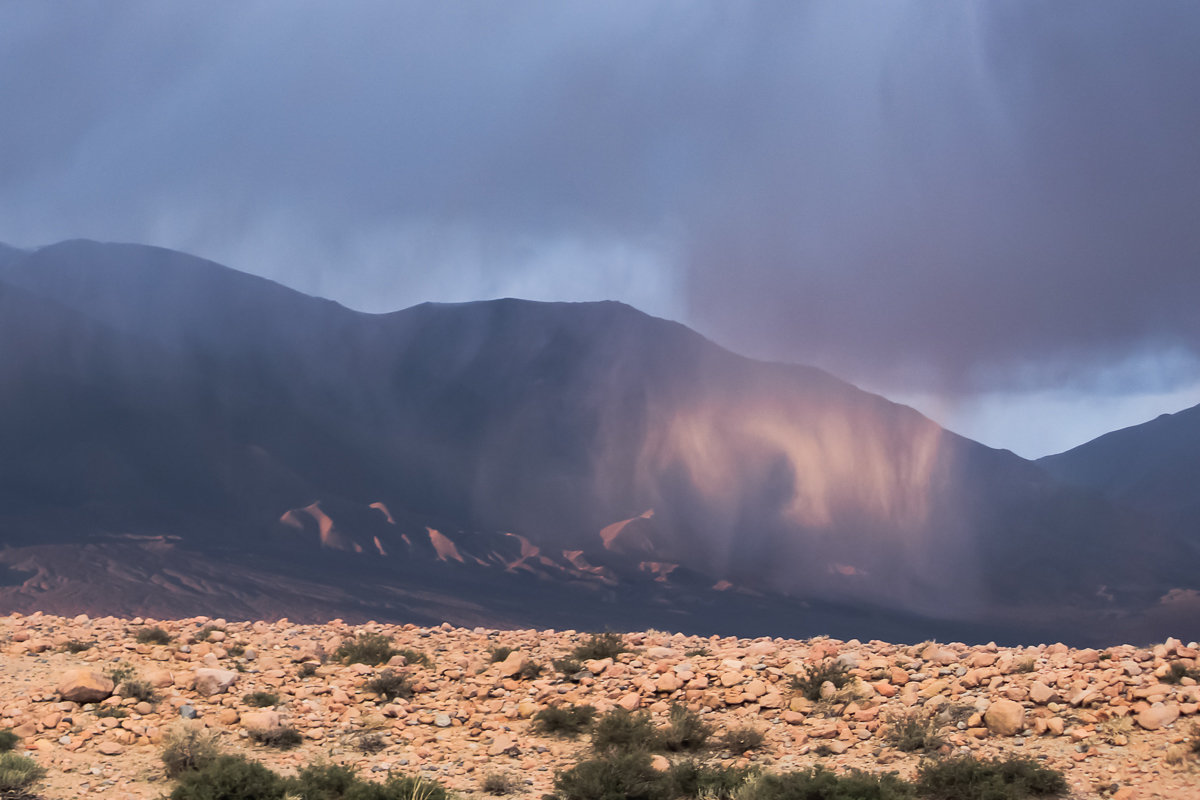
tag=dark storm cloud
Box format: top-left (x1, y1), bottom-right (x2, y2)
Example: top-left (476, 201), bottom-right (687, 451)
top-left (2, 1), bottom-right (1199, 398)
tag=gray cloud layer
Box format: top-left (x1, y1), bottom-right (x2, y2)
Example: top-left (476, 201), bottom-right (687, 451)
top-left (3, 1), bottom-right (1199, 406)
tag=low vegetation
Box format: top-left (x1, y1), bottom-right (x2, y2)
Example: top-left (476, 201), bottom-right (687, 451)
top-left (249, 726), bottom-right (304, 750)
top-left (242, 691), bottom-right (280, 708)
top-left (488, 645), bottom-right (514, 663)
top-left (1161, 661), bottom-right (1200, 684)
top-left (717, 725), bottom-right (765, 754)
top-left (161, 725), bottom-right (222, 778)
top-left (0, 729), bottom-right (18, 753)
top-left (481, 770), bottom-right (520, 795)
top-left (591, 708), bottom-right (659, 752)
top-left (915, 756), bottom-right (1067, 800)
top-left (534, 704), bottom-right (597, 736)
top-left (63, 639), bottom-right (95, 653)
top-left (883, 709), bottom-right (946, 754)
top-left (119, 677), bottom-right (157, 703)
top-left (656, 703), bottom-right (713, 752)
top-left (791, 658), bottom-right (854, 701)
top-left (0, 751), bottom-right (47, 798)
top-left (135, 626), bottom-right (173, 645)
top-left (364, 668), bottom-right (413, 701)
top-left (572, 632), bottom-right (628, 661)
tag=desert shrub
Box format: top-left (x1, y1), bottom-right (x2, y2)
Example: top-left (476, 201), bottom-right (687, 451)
top-left (517, 661), bottom-right (543, 680)
top-left (791, 659), bottom-right (853, 702)
top-left (120, 678), bottom-right (157, 703)
top-left (883, 709), bottom-right (945, 754)
top-left (534, 704), bottom-right (596, 736)
top-left (481, 771), bottom-right (519, 795)
top-left (243, 691), bottom-right (280, 708)
top-left (161, 725), bottom-right (222, 778)
top-left (95, 706), bottom-right (129, 719)
top-left (395, 648), bottom-right (432, 669)
top-left (288, 761), bottom-right (359, 798)
top-left (734, 768), bottom-right (914, 800)
top-left (1161, 662), bottom-right (1200, 684)
top-left (655, 704), bottom-right (712, 752)
top-left (335, 632), bottom-right (398, 666)
top-left (915, 756), bottom-right (1067, 800)
top-left (136, 626), bottom-right (173, 645)
top-left (554, 658), bottom-right (584, 677)
top-left (64, 639), bottom-right (95, 653)
top-left (298, 662), bottom-right (319, 678)
top-left (665, 761), bottom-right (753, 799)
top-left (106, 661), bottom-right (137, 686)
top-left (249, 726), bottom-right (304, 749)
top-left (592, 708), bottom-right (658, 753)
top-left (553, 750), bottom-right (667, 800)
top-left (224, 644), bottom-right (245, 657)
top-left (718, 725), bottom-right (765, 753)
top-left (572, 632), bottom-right (628, 662)
top-left (169, 754), bottom-right (287, 800)
top-left (195, 625), bottom-right (224, 641)
top-left (365, 669), bottom-right (413, 702)
top-left (1014, 657), bottom-right (1037, 674)
top-left (346, 774), bottom-right (452, 800)
top-left (684, 646), bottom-right (710, 658)
top-left (0, 751), bottom-right (46, 796)
top-left (354, 732), bottom-right (387, 754)
top-left (0, 730), bottom-right (17, 753)
top-left (488, 646), bottom-right (515, 663)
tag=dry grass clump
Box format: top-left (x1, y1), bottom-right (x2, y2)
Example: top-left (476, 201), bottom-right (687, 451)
top-left (790, 659), bottom-right (854, 701)
top-left (135, 626), bottom-right (173, 645)
top-left (161, 725), bottom-right (222, 778)
top-left (882, 709), bottom-right (946, 754)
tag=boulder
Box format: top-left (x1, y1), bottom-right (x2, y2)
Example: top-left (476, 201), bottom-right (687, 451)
top-left (193, 668), bottom-right (238, 697)
top-left (57, 669), bottom-right (114, 703)
top-left (984, 699), bottom-right (1025, 736)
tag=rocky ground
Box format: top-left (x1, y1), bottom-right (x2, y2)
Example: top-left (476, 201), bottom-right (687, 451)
top-left (0, 612), bottom-right (1197, 799)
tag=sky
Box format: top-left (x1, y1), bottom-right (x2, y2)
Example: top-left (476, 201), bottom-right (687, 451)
top-left (2, 1), bottom-right (1199, 458)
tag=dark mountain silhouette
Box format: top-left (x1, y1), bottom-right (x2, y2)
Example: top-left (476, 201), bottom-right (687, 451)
top-left (0, 239), bottom-right (1195, 644)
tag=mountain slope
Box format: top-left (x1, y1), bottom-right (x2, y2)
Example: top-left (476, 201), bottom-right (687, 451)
top-left (0, 239), bottom-right (1193, 643)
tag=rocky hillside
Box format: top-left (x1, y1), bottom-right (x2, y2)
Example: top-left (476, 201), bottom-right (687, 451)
top-left (0, 613), bottom-right (1196, 799)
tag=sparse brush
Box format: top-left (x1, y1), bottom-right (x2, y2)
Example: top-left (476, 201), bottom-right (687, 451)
top-left (481, 771), bottom-right (520, 795)
top-left (489, 645), bottom-right (515, 663)
top-left (106, 661), bottom-right (136, 686)
top-left (572, 632), bottom-right (628, 662)
top-left (396, 647), bottom-right (432, 669)
top-left (883, 709), bottom-right (945, 754)
top-left (791, 659), bottom-right (854, 702)
top-left (665, 761), bottom-right (754, 799)
top-left (63, 639), bottom-right (95, 653)
top-left (243, 691), bottom-right (280, 708)
top-left (195, 625), bottom-right (224, 641)
top-left (135, 626), bottom-right (173, 645)
top-left (226, 643), bottom-right (246, 657)
top-left (0, 751), bottom-right (46, 795)
top-left (161, 725), bottom-right (222, 778)
top-left (290, 761), bottom-right (359, 796)
top-left (517, 661), bottom-right (543, 680)
top-left (95, 706), bottom-right (128, 719)
top-left (553, 750), bottom-right (664, 800)
top-left (0, 730), bottom-right (17, 753)
top-left (365, 669), bottom-right (413, 702)
top-left (298, 662), bottom-right (319, 679)
top-left (553, 658), bottom-right (584, 678)
top-left (916, 755), bottom-right (1067, 800)
top-left (655, 703), bottom-right (712, 752)
top-left (1161, 662), bottom-right (1200, 684)
top-left (1015, 657), bottom-right (1037, 674)
top-left (119, 678), bottom-right (157, 703)
top-left (534, 704), bottom-right (596, 737)
top-left (591, 708), bottom-right (658, 753)
top-left (684, 647), bottom-right (710, 658)
top-left (335, 632), bottom-right (398, 666)
top-left (354, 732), bottom-right (388, 754)
top-left (733, 767), bottom-right (914, 800)
top-left (719, 725), bottom-right (765, 753)
top-left (249, 726), bottom-right (303, 749)
top-left (169, 754), bottom-right (286, 800)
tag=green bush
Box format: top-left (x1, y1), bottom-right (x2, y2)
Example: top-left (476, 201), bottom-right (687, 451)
top-left (736, 767), bottom-right (914, 800)
top-left (791, 659), bottom-right (853, 702)
top-left (534, 704), bottom-right (597, 736)
top-left (1161, 662), bottom-right (1200, 684)
top-left (249, 726), bottom-right (304, 750)
top-left (0, 751), bottom-right (46, 795)
top-left (553, 750), bottom-right (667, 800)
top-left (572, 632), bottom-right (628, 662)
top-left (396, 648), bottom-right (432, 669)
top-left (882, 710), bottom-right (945, 754)
top-left (161, 725), bottom-right (222, 778)
top-left (915, 756), bottom-right (1067, 800)
top-left (341, 774), bottom-right (452, 800)
top-left (0, 729), bottom-right (18, 753)
top-left (488, 646), bottom-right (515, 663)
top-left (106, 661), bottom-right (137, 686)
top-left (288, 762), bottom-right (359, 798)
top-left (169, 754), bottom-right (287, 800)
top-left (664, 761), bottom-right (753, 799)
top-left (718, 725), bottom-right (765, 753)
top-left (120, 677), bottom-right (157, 703)
top-left (243, 691), bottom-right (280, 708)
top-left (592, 708), bottom-right (658, 753)
top-left (554, 658), bottom-right (584, 678)
top-left (335, 633), bottom-right (398, 666)
top-left (655, 704), bottom-right (712, 752)
top-left (365, 669), bottom-right (413, 702)
top-left (136, 626), bottom-right (174, 645)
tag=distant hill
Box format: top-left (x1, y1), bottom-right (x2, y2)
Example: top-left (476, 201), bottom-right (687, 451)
top-left (0, 239), bottom-right (1194, 644)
